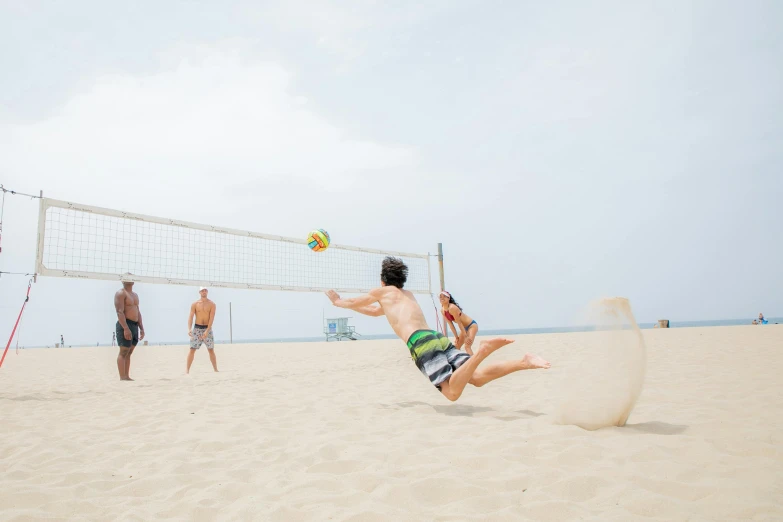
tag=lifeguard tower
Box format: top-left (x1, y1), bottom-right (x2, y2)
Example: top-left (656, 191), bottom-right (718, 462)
top-left (324, 317), bottom-right (361, 342)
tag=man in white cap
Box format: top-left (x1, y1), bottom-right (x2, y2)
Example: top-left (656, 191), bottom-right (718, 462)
top-left (114, 273), bottom-right (145, 380)
top-left (187, 286), bottom-right (218, 373)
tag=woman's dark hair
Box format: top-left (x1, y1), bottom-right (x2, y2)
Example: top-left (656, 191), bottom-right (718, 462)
top-left (444, 293), bottom-right (462, 311)
top-left (381, 256), bottom-right (408, 288)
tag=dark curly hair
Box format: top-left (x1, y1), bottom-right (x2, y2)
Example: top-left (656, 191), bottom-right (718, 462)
top-left (381, 256), bottom-right (408, 288)
top-left (445, 293), bottom-right (462, 311)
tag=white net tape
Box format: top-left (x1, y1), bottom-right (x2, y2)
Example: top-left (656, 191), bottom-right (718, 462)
top-left (35, 198), bottom-right (432, 293)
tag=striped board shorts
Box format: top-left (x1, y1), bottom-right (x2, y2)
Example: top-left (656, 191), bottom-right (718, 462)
top-left (407, 330), bottom-right (471, 389)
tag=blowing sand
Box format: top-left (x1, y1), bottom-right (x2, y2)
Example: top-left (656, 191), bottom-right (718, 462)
top-left (556, 297), bottom-right (647, 430)
top-left (1, 326), bottom-right (782, 521)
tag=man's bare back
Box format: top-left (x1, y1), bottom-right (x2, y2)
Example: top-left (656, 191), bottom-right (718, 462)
top-left (368, 286), bottom-right (429, 342)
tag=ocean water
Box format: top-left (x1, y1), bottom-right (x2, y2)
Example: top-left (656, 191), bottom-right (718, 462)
top-left (136, 317), bottom-right (783, 346)
top-left (15, 318), bottom-right (780, 349)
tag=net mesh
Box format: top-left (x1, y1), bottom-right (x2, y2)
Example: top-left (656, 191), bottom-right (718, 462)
top-left (37, 199), bottom-right (431, 293)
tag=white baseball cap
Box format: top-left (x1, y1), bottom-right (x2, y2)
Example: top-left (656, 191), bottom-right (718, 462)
top-left (199, 286), bottom-right (208, 291)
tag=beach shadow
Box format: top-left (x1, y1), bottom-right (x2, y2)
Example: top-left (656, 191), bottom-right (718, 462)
top-left (494, 410), bottom-right (546, 422)
top-left (432, 404), bottom-right (495, 417)
top-left (515, 409), bottom-right (545, 418)
top-left (624, 421), bottom-right (688, 435)
top-left (383, 401), bottom-right (493, 417)
top-left (382, 400), bottom-right (434, 410)
top-left (385, 401), bottom-right (545, 420)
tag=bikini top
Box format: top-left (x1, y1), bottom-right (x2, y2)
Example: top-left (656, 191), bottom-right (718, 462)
top-left (444, 309), bottom-right (456, 321)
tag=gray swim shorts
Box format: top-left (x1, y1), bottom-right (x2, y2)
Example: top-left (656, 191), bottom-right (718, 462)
top-left (190, 325), bottom-right (214, 350)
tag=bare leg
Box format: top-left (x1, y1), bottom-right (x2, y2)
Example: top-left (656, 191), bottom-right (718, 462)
top-left (117, 346), bottom-right (134, 381)
top-left (208, 349), bottom-right (218, 372)
top-left (124, 346), bottom-right (135, 381)
top-left (464, 325), bottom-right (478, 356)
top-left (186, 349), bottom-right (196, 374)
top-left (117, 347), bottom-right (129, 380)
top-left (438, 338), bottom-right (514, 401)
top-left (469, 353), bottom-right (550, 387)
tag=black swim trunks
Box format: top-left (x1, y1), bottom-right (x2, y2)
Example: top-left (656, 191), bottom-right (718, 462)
top-left (116, 319), bottom-right (139, 348)
top-left (407, 330), bottom-right (471, 390)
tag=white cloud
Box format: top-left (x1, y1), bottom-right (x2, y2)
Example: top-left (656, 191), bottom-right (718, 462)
top-left (1, 47), bottom-right (416, 219)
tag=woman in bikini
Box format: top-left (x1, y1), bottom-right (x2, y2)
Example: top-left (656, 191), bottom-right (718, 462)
top-left (439, 291), bottom-right (479, 355)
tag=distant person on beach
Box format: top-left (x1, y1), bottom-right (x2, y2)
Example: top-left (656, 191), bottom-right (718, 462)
top-left (439, 291), bottom-right (479, 355)
top-left (114, 275), bottom-right (145, 381)
top-left (325, 256), bottom-right (550, 402)
top-left (752, 320), bottom-right (758, 325)
top-left (187, 287), bottom-right (218, 373)
top-left (758, 313), bottom-right (768, 325)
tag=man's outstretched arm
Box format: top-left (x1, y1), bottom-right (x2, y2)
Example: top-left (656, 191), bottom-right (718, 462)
top-left (187, 303), bottom-right (196, 337)
top-left (354, 304), bottom-right (384, 317)
top-left (326, 290), bottom-right (379, 311)
top-left (206, 303), bottom-right (217, 337)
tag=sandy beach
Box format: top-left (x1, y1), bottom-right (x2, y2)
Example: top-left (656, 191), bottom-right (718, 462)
top-left (1, 325), bottom-right (781, 521)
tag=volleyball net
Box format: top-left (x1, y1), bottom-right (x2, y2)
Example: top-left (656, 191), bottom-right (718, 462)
top-left (35, 198), bottom-right (432, 294)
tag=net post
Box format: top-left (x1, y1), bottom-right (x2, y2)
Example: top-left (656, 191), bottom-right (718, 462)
top-left (229, 302), bottom-right (233, 344)
top-left (35, 194), bottom-right (46, 276)
top-left (437, 242), bottom-right (445, 292)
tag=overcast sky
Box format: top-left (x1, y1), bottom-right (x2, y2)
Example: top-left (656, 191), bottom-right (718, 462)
top-left (1, 0), bottom-right (781, 347)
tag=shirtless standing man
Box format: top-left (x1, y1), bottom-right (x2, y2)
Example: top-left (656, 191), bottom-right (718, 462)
top-left (187, 287), bottom-right (218, 373)
top-left (114, 276), bottom-right (145, 381)
top-left (326, 257), bottom-right (550, 402)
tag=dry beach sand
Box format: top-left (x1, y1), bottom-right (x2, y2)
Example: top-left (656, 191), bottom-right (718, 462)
top-left (1, 325), bottom-right (781, 521)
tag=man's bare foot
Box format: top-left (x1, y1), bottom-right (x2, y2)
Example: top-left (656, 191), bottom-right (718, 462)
top-left (120, 377), bottom-right (134, 381)
top-left (477, 338), bottom-right (515, 358)
top-left (521, 353), bottom-right (551, 369)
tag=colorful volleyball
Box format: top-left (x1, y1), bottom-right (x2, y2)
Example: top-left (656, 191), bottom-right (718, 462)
top-left (307, 229), bottom-right (330, 252)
